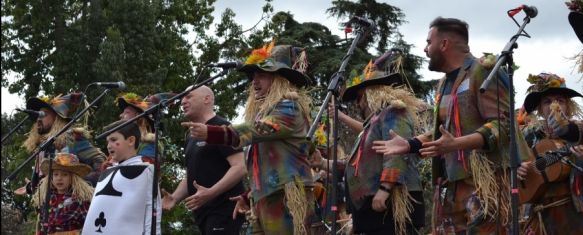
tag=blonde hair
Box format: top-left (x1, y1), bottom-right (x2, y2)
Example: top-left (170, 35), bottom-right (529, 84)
top-left (31, 172), bottom-right (94, 208)
top-left (364, 84), bottom-right (425, 126)
top-left (23, 117), bottom-right (68, 152)
top-left (243, 75), bottom-right (312, 123)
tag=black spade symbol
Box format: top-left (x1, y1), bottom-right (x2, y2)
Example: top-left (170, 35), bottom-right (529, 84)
top-left (95, 165), bottom-right (148, 197)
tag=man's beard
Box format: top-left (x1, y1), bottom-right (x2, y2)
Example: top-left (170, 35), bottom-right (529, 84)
top-left (427, 52), bottom-right (444, 72)
top-left (37, 122), bottom-right (50, 135)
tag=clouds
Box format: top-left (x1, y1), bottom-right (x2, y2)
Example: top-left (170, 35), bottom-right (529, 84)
top-left (212, 0), bottom-right (582, 108)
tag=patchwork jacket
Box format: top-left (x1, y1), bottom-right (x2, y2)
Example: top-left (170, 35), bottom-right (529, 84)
top-left (430, 54), bottom-right (531, 184)
top-left (206, 99), bottom-right (314, 201)
top-left (345, 106), bottom-right (422, 210)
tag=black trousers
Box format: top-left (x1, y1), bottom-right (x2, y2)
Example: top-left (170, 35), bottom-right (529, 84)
top-left (198, 213), bottom-right (244, 235)
top-left (352, 191), bottom-right (425, 235)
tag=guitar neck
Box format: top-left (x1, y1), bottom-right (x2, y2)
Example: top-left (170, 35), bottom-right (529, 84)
top-left (533, 145), bottom-right (572, 171)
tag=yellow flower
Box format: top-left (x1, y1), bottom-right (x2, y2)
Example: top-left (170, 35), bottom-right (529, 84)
top-left (350, 76), bottom-right (362, 87)
top-left (548, 79), bottom-right (561, 88)
top-left (314, 124), bottom-right (327, 146)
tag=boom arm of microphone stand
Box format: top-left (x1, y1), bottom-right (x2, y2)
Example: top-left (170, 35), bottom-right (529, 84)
top-left (306, 26), bottom-right (368, 140)
top-left (95, 70), bottom-right (229, 140)
top-left (479, 16), bottom-right (531, 93)
top-left (1, 116), bottom-right (31, 145)
top-left (3, 89), bottom-right (111, 183)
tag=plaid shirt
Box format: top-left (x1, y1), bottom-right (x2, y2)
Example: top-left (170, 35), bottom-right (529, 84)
top-left (37, 191), bottom-right (90, 234)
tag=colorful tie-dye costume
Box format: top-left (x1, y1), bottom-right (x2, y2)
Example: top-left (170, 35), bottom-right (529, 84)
top-left (206, 99), bottom-right (315, 234)
top-left (344, 106), bottom-right (425, 234)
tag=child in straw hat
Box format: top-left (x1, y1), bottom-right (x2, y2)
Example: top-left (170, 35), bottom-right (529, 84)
top-left (32, 153), bottom-right (94, 235)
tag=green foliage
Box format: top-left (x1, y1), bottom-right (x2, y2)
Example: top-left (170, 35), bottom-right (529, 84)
top-left (2, 0), bottom-right (437, 234)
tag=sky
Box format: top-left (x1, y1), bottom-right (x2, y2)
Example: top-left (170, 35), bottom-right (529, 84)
top-left (2, 0), bottom-right (582, 118)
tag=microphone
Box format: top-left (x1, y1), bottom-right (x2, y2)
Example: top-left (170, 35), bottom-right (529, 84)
top-left (94, 81), bottom-right (126, 90)
top-left (207, 61), bottom-right (243, 69)
top-left (523, 5), bottom-right (538, 18)
top-left (349, 16), bottom-right (375, 28)
top-left (16, 108), bottom-right (45, 118)
top-left (508, 5), bottom-right (537, 18)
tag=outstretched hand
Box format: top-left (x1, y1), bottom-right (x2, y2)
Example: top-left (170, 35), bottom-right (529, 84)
top-left (419, 125), bottom-right (457, 157)
top-left (161, 189), bottom-right (176, 211)
top-left (372, 130), bottom-right (409, 156)
top-left (181, 122), bottom-right (208, 141)
top-left (184, 181), bottom-right (215, 211)
top-left (229, 195), bottom-right (250, 220)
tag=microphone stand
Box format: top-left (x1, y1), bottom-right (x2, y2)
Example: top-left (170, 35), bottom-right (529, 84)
top-left (4, 90), bottom-right (110, 183)
top-left (1, 114), bottom-right (35, 145)
top-left (95, 69), bottom-right (229, 235)
top-left (3, 90), bottom-right (110, 235)
top-left (306, 22), bottom-right (371, 235)
top-left (479, 14), bottom-right (533, 235)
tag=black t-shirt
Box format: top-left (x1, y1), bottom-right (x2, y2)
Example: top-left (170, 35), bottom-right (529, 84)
top-left (185, 116), bottom-right (245, 221)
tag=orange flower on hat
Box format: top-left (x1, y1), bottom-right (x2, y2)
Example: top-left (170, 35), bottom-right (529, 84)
top-left (245, 40), bottom-right (276, 65)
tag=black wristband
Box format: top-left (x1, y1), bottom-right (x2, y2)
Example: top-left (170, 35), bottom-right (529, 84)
top-left (379, 184), bottom-right (391, 193)
top-left (407, 137), bottom-right (422, 153)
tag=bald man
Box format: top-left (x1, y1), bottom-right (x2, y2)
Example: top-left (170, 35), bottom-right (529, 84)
top-left (162, 86), bottom-right (246, 234)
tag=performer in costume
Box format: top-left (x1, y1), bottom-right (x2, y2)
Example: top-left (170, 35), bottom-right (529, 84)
top-left (314, 50), bottom-right (426, 234)
top-left (183, 42), bottom-right (315, 235)
top-left (517, 73), bottom-right (583, 235)
top-left (15, 93), bottom-right (106, 194)
top-left (82, 120), bottom-right (161, 235)
top-left (100, 92), bottom-right (176, 169)
top-left (372, 17), bottom-right (532, 234)
top-left (32, 153), bottom-right (94, 235)
top-left (162, 85), bottom-right (246, 234)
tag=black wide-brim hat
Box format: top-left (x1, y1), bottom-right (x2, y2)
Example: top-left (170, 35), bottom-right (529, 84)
top-left (239, 45), bottom-right (312, 88)
top-left (341, 73), bottom-right (402, 102)
top-left (26, 93), bottom-right (84, 119)
top-left (523, 87), bottom-right (583, 113)
top-left (569, 11), bottom-right (583, 43)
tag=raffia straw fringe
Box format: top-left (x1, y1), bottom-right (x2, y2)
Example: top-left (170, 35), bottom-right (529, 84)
top-left (469, 151), bottom-right (511, 225)
top-left (292, 50), bottom-right (308, 75)
top-left (284, 178), bottom-right (309, 235)
top-left (391, 185), bottom-right (416, 235)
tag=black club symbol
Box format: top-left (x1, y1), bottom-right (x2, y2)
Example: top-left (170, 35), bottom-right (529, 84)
top-left (95, 211), bottom-right (106, 233)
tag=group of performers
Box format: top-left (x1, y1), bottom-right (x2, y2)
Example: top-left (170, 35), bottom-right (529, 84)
top-left (8, 2), bottom-right (583, 234)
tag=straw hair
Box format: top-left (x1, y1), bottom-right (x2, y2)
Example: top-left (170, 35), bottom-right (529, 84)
top-left (31, 173), bottom-right (94, 208)
top-left (23, 117), bottom-right (68, 152)
top-left (364, 84), bottom-right (425, 127)
top-left (243, 75), bottom-right (311, 123)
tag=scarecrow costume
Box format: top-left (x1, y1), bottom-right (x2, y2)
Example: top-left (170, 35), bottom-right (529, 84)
top-left (31, 153), bottom-right (94, 235)
top-left (520, 73), bottom-right (583, 235)
top-left (428, 53), bottom-right (531, 234)
top-left (24, 93), bottom-right (106, 187)
top-left (201, 42), bottom-right (315, 234)
top-left (341, 50), bottom-right (425, 235)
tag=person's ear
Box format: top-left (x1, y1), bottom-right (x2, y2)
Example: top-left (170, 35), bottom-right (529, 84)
top-left (128, 135), bottom-right (136, 148)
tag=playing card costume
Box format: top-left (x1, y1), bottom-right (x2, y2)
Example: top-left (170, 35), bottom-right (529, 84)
top-left (82, 155), bottom-right (161, 235)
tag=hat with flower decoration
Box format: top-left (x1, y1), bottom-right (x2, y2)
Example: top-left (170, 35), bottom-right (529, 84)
top-left (239, 40), bottom-right (312, 87)
top-left (116, 92), bottom-right (177, 113)
top-left (116, 93), bottom-right (149, 113)
top-left (26, 93), bottom-right (84, 119)
top-left (341, 49), bottom-right (404, 102)
top-left (523, 73), bottom-right (583, 113)
top-left (40, 152), bottom-right (92, 177)
top-left (567, 0), bottom-right (583, 43)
